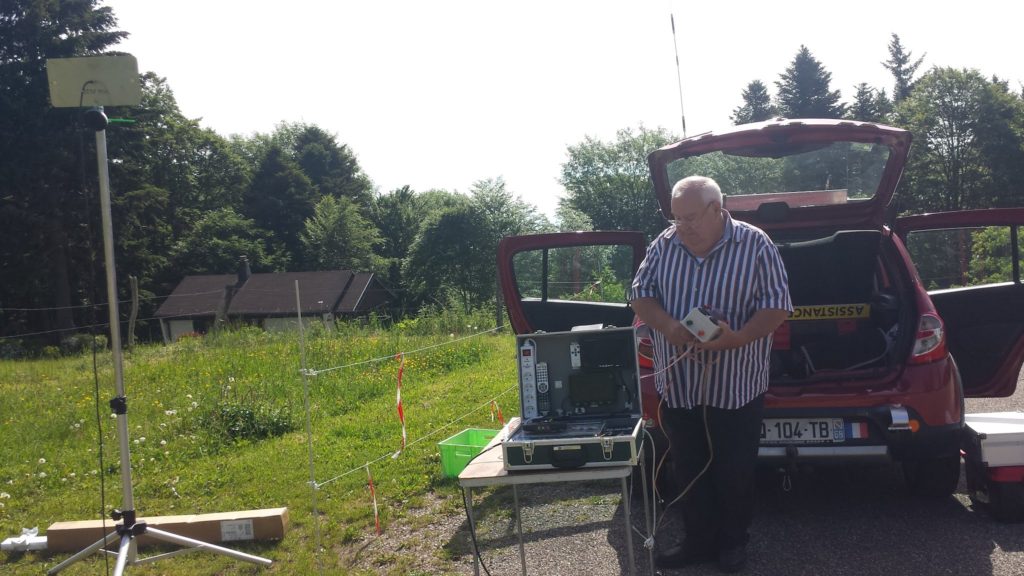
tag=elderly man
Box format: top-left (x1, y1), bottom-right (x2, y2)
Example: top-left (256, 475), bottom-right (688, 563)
top-left (630, 175), bottom-right (792, 572)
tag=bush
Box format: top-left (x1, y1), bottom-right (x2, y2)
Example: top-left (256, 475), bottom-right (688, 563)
top-left (60, 333), bottom-right (108, 356)
top-left (207, 402), bottom-right (294, 442)
top-left (0, 339), bottom-right (27, 360)
top-left (196, 384), bottom-right (295, 444)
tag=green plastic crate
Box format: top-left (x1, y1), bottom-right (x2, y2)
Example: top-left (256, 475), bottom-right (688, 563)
top-left (438, 428), bottom-right (499, 478)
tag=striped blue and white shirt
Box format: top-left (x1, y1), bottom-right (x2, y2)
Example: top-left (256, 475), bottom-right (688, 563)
top-left (630, 213), bottom-right (792, 409)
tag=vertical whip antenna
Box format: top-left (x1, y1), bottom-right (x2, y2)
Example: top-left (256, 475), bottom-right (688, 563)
top-left (670, 13), bottom-right (687, 137)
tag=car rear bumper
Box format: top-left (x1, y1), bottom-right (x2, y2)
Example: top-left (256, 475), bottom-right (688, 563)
top-left (758, 404), bottom-right (964, 464)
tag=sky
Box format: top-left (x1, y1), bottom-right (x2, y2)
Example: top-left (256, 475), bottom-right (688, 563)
top-left (101, 0), bottom-right (1022, 219)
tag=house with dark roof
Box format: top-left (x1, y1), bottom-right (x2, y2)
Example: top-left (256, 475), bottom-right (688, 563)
top-left (154, 260), bottom-right (393, 342)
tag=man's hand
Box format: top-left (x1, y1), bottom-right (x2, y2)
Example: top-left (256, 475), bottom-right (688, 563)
top-left (695, 320), bottom-right (742, 351)
top-left (696, 308), bottom-right (790, 352)
top-left (665, 319), bottom-right (697, 350)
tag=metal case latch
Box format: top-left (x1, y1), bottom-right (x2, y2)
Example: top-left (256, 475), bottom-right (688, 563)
top-left (523, 442), bottom-right (534, 464)
top-left (601, 438), bottom-right (614, 461)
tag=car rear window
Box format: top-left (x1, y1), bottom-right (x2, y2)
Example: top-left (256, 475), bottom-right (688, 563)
top-left (665, 141), bottom-right (891, 212)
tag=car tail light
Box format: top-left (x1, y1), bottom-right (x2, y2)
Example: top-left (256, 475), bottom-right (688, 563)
top-left (909, 313), bottom-right (947, 365)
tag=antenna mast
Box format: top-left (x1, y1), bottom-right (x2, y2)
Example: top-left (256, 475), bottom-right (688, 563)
top-left (670, 13), bottom-right (687, 137)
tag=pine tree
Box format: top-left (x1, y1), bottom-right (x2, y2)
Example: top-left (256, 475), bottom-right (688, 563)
top-left (730, 80), bottom-right (776, 125)
top-left (882, 33), bottom-right (925, 103)
top-left (847, 83), bottom-right (887, 122)
top-left (775, 46), bottom-right (846, 119)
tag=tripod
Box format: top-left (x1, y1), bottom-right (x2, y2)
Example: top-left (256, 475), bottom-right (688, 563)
top-left (49, 108), bottom-right (272, 575)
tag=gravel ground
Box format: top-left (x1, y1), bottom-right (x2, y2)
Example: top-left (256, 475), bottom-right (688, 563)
top-left (348, 369), bottom-right (1024, 575)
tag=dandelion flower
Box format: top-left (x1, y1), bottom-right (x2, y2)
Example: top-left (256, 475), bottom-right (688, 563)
top-left (186, 394), bottom-right (193, 399)
top-left (38, 472), bottom-right (46, 478)
top-left (160, 440), bottom-right (167, 446)
top-left (38, 458), bottom-right (46, 464)
top-left (0, 492), bottom-right (10, 498)
top-left (164, 410), bottom-right (177, 416)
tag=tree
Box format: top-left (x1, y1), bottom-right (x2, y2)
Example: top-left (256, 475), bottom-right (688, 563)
top-left (895, 68), bottom-right (989, 213)
top-left (368, 186), bottom-right (422, 310)
top-left (469, 177), bottom-right (540, 240)
top-left (168, 208), bottom-right (288, 276)
top-left (292, 124), bottom-right (373, 206)
top-left (300, 195), bottom-right (380, 271)
top-left (242, 145), bottom-right (317, 262)
top-left (560, 126), bottom-right (677, 239)
top-left (846, 83), bottom-right (890, 122)
top-left (0, 0), bottom-right (127, 338)
top-left (882, 33), bottom-right (925, 103)
top-left (731, 80), bottom-right (776, 125)
top-left (105, 72), bottom-right (251, 306)
top-left (403, 201), bottom-right (494, 311)
top-left (973, 76), bottom-right (1024, 207)
top-left (775, 46), bottom-right (845, 119)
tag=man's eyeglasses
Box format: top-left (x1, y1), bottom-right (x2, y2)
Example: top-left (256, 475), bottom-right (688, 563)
top-left (669, 203), bottom-right (714, 228)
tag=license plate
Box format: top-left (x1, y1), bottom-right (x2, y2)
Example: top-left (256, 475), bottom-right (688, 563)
top-left (760, 418), bottom-right (845, 443)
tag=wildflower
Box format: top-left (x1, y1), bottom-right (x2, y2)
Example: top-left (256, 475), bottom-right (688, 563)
top-left (74, 423), bottom-right (81, 429)
top-left (229, 377), bottom-right (235, 383)
top-left (0, 492), bottom-right (10, 498)
top-left (38, 472), bottom-right (46, 478)
top-left (38, 458), bottom-right (46, 465)
top-left (110, 413), bottom-right (117, 418)
top-left (139, 437), bottom-right (146, 442)
top-left (160, 440), bottom-right (167, 446)
top-left (69, 473), bottom-right (76, 478)
top-left (186, 394), bottom-right (193, 399)
top-left (164, 410), bottom-right (177, 416)
top-left (61, 478), bottom-right (67, 483)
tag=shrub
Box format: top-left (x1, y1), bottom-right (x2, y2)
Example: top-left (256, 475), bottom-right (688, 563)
top-left (60, 333), bottom-right (108, 356)
top-left (196, 384), bottom-right (296, 444)
top-left (0, 339), bottom-right (27, 360)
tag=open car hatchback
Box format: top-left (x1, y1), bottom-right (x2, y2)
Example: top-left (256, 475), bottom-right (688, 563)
top-left (498, 118), bottom-right (1024, 497)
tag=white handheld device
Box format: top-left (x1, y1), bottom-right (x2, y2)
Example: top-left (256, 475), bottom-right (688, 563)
top-left (682, 306), bottom-right (722, 343)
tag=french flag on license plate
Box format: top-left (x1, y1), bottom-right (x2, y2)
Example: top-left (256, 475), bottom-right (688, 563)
top-left (845, 422), bottom-right (869, 439)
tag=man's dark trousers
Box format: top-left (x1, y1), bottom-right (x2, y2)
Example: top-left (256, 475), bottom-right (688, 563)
top-left (661, 394), bottom-right (764, 551)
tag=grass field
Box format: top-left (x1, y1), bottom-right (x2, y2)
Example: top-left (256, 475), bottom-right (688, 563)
top-left (0, 310), bottom-right (518, 574)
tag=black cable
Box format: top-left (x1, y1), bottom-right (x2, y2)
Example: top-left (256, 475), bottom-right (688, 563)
top-left (82, 113), bottom-right (111, 574)
top-left (461, 488), bottom-right (494, 576)
top-left (458, 440), bottom-right (503, 576)
top-left (91, 333), bottom-right (110, 574)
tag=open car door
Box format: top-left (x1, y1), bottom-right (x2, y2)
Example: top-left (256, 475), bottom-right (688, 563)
top-left (497, 231), bottom-right (647, 335)
top-left (896, 208), bottom-right (1024, 397)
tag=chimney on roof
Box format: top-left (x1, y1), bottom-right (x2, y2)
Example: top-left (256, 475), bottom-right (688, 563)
top-left (237, 256), bottom-right (251, 287)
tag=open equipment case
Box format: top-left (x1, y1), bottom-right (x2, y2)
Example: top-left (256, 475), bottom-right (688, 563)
top-left (503, 326), bottom-right (643, 471)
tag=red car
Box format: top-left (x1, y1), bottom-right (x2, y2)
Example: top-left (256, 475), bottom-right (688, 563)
top-left (498, 118), bottom-right (1024, 497)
